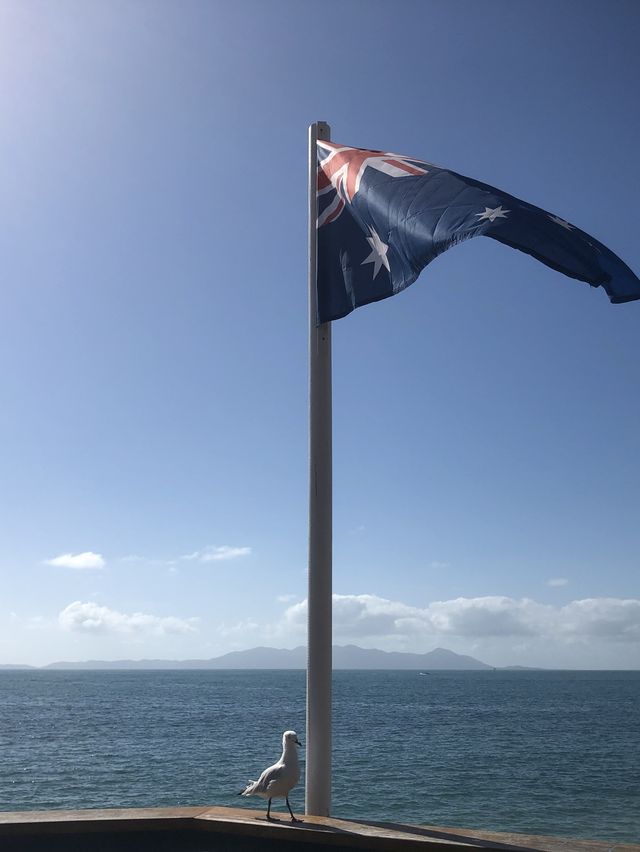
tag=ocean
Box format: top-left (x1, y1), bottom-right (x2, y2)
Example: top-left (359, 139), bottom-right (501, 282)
top-left (0, 669), bottom-right (638, 844)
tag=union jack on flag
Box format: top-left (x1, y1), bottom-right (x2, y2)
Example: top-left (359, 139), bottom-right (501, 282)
top-left (317, 142), bottom-right (430, 228)
top-left (315, 140), bottom-right (640, 324)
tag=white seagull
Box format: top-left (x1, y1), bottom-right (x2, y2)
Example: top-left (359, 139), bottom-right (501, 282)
top-left (240, 730), bottom-right (302, 821)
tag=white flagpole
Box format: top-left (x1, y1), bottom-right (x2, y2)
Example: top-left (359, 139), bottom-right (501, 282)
top-left (306, 120), bottom-right (332, 817)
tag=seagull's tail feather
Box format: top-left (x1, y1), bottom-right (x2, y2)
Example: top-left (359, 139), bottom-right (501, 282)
top-left (240, 780), bottom-right (259, 797)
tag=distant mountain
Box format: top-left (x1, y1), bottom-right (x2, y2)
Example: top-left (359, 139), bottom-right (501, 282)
top-left (333, 645), bottom-right (491, 670)
top-left (0, 663), bottom-right (36, 670)
top-left (502, 665), bottom-right (544, 671)
top-left (42, 645), bottom-right (491, 671)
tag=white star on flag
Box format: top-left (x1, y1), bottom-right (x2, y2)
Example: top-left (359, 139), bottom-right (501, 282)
top-left (361, 227), bottom-right (390, 279)
top-left (548, 214), bottom-right (574, 230)
top-left (476, 205), bottom-right (510, 223)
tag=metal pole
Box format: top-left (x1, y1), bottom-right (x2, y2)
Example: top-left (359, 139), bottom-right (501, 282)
top-left (306, 120), bottom-right (332, 817)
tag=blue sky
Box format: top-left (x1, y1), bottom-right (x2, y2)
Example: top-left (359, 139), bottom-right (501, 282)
top-left (1, 0), bottom-right (638, 668)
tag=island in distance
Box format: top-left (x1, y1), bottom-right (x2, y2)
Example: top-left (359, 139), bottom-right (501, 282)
top-left (4, 645), bottom-right (495, 671)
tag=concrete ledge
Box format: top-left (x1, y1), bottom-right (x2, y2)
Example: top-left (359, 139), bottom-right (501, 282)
top-left (0, 806), bottom-right (636, 852)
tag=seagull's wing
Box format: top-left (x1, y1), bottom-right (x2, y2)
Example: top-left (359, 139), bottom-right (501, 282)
top-left (262, 763), bottom-right (286, 793)
top-left (241, 760), bottom-right (284, 796)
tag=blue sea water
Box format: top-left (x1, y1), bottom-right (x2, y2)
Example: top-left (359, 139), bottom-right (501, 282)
top-left (0, 669), bottom-right (638, 844)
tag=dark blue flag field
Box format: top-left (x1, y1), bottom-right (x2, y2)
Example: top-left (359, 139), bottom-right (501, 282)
top-left (316, 141), bottom-right (640, 324)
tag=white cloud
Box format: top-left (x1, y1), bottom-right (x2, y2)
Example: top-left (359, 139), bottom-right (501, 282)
top-left (277, 594), bottom-right (297, 604)
top-left (45, 552), bottom-right (105, 570)
top-left (58, 601), bottom-right (198, 635)
top-left (427, 596), bottom-right (548, 637)
top-left (547, 578), bottom-right (569, 587)
top-left (180, 545), bottom-right (251, 562)
top-left (282, 593), bottom-right (640, 645)
top-left (558, 598), bottom-right (640, 641)
top-left (284, 594), bottom-right (425, 641)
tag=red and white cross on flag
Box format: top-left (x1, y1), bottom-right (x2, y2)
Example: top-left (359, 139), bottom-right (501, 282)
top-left (317, 140), bottom-right (430, 227)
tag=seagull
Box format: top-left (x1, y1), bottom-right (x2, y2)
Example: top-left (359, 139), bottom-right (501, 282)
top-left (240, 730), bottom-right (302, 821)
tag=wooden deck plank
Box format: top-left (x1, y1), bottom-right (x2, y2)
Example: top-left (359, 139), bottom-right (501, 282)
top-left (195, 807), bottom-right (479, 849)
top-left (419, 824), bottom-right (640, 852)
top-left (0, 805), bottom-right (635, 852)
top-left (0, 805), bottom-right (204, 834)
top-left (195, 808), bottom-right (640, 852)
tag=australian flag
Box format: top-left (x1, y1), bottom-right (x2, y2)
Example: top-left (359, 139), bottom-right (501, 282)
top-left (316, 141), bottom-right (640, 324)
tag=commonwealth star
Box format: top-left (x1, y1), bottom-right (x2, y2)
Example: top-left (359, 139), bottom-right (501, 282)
top-left (361, 227), bottom-right (391, 279)
top-left (476, 205), bottom-right (510, 223)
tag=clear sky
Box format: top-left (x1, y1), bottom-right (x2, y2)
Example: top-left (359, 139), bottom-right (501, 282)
top-left (1, 0), bottom-right (638, 668)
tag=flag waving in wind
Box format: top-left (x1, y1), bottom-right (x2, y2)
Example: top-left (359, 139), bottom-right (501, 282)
top-left (315, 141), bottom-right (640, 324)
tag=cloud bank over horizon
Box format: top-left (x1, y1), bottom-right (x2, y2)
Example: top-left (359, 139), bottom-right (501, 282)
top-left (2, 591), bottom-right (638, 668)
top-left (283, 593), bottom-right (640, 643)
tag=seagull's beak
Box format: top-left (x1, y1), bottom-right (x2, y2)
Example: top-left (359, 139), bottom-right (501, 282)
top-left (295, 738), bottom-right (302, 746)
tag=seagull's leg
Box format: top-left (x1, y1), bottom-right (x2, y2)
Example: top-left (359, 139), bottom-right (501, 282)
top-left (286, 796), bottom-right (299, 823)
top-left (266, 798), bottom-right (273, 821)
